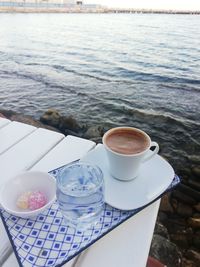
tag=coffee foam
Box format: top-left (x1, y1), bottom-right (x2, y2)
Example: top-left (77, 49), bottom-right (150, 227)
top-left (104, 128), bottom-right (150, 155)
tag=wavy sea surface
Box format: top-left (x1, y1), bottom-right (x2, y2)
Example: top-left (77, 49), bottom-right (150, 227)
top-left (0, 13), bottom-right (200, 171)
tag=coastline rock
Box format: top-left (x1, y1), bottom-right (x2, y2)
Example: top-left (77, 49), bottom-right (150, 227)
top-left (186, 250), bottom-right (200, 266)
top-left (149, 234), bottom-right (182, 267)
top-left (179, 184), bottom-right (200, 202)
top-left (40, 110), bottom-right (85, 136)
top-left (189, 155), bottom-right (200, 164)
top-left (172, 190), bottom-right (197, 205)
top-left (59, 115), bottom-right (82, 134)
top-left (188, 217), bottom-right (200, 229)
top-left (83, 125), bottom-right (104, 140)
top-left (176, 203), bottom-right (193, 217)
top-left (170, 233), bottom-right (189, 249)
top-left (0, 109), bottom-right (17, 118)
top-left (159, 194), bottom-right (174, 213)
top-left (157, 212), bottom-right (168, 223)
top-left (193, 231), bottom-right (200, 249)
top-left (194, 203), bottom-right (200, 212)
top-left (192, 166), bottom-right (200, 179)
top-left (182, 258), bottom-right (197, 267)
top-left (171, 197), bottom-right (178, 210)
top-left (179, 167), bottom-right (193, 178)
top-left (164, 218), bottom-right (186, 234)
top-left (40, 109), bottom-right (62, 128)
top-left (188, 179), bottom-right (200, 191)
top-left (0, 112), bottom-right (6, 118)
top-left (193, 231), bottom-right (200, 251)
top-left (154, 222), bottom-right (169, 239)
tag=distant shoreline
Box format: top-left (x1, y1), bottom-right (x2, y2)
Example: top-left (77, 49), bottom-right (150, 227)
top-left (0, 7), bottom-right (200, 14)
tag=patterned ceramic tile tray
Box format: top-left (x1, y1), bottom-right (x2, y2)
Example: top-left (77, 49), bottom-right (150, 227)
top-left (0, 163), bottom-right (180, 267)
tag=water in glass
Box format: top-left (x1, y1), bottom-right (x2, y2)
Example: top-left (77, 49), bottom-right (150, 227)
top-left (56, 162), bottom-right (105, 230)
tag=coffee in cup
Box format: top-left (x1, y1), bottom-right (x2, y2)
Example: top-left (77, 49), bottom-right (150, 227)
top-left (102, 127), bottom-right (159, 181)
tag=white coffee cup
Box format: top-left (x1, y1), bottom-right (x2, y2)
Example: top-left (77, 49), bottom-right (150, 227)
top-left (102, 127), bottom-right (159, 181)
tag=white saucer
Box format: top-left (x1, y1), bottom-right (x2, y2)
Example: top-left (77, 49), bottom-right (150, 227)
top-left (81, 145), bottom-right (175, 210)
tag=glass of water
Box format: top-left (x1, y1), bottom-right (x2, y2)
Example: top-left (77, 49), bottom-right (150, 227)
top-left (56, 162), bottom-right (105, 230)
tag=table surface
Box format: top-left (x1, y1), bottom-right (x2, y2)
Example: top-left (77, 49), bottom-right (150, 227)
top-left (0, 118), bottom-right (180, 267)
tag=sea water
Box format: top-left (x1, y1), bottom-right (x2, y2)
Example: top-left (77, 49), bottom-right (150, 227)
top-left (56, 162), bottom-right (105, 230)
top-left (0, 14), bottom-right (200, 172)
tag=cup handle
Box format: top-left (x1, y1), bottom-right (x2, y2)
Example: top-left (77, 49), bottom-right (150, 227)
top-left (142, 141), bottom-right (159, 163)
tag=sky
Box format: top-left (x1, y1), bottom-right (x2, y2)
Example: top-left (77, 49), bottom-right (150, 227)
top-left (84, 0), bottom-right (200, 11)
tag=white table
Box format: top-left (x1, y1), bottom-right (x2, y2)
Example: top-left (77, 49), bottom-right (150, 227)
top-left (0, 117), bottom-right (162, 267)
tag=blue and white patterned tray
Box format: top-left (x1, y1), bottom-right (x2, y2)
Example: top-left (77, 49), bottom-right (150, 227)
top-left (0, 164), bottom-right (180, 267)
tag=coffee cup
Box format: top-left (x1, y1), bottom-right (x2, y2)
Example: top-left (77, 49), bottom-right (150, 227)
top-left (102, 127), bottom-right (159, 181)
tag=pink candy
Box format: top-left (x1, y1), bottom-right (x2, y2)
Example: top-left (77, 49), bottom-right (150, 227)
top-left (17, 191), bottom-right (47, 211)
top-left (28, 191), bottom-right (47, 210)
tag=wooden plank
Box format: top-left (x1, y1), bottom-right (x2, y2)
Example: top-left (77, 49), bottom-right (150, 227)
top-left (0, 128), bottom-right (64, 186)
top-left (0, 118), bottom-right (11, 129)
top-left (31, 135), bottom-right (96, 172)
top-left (0, 121), bottom-right (36, 155)
top-left (1, 252), bottom-right (19, 267)
top-left (0, 220), bottom-right (14, 266)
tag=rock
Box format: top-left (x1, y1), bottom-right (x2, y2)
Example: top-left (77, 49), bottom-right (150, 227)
top-left (154, 222), bottom-right (169, 239)
top-left (189, 155), bottom-right (200, 164)
top-left (182, 257), bottom-right (196, 267)
top-left (192, 166), bottom-right (200, 179)
top-left (172, 190), bottom-right (197, 205)
top-left (178, 167), bottom-right (193, 179)
top-left (167, 226), bottom-right (194, 250)
top-left (194, 203), bottom-right (200, 213)
top-left (179, 184), bottom-right (200, 202)
top-left (170, 233), bottom-right (189, 249)
top-left (188, 179), bottom-right (200, 191)
top-left (164, 218), bottom-right (186, 234)
top-left (40, 109), bottom-right (62, 128)
top-left (177, 203), bottom-right (193, 217)
top-left (0, 109), bottom-right (17, 118)
top-left (193, 213), bottom-right (200, 218)
top-left (186, 250), bottom-right (200, 266)
top-left (171, 197), bottom-right (178, 210)
top-left (83, 125), bottom-right (104, 140)
top-left (159, 194), bottom-right (174, 213)
top-left (188, 217), bottom-right (200, 229)
top-left (59, 115), bottom-right (82, 133)
top-left (149, 234), bottom-right (182, 267)
top-left (0, 112), bottom-right (6, 118)
top-left (193, 231), bottom-right (200, 249)
top-left (157, 212), bottom-right (168, 223)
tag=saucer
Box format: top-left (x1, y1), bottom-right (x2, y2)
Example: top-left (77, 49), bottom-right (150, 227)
top-left (81, 145), bottom-right (175, 210)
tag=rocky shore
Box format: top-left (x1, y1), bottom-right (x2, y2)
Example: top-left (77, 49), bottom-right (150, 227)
top-left (0, 108), bottom-right (199, 267)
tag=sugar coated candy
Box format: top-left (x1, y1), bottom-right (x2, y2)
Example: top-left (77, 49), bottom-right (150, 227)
top-left (17, 190), bottom-right (47, 210)
top-left (28, 191), bottom-right (47, 210)
top-left (17, 191), bottom-right (32, 209)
